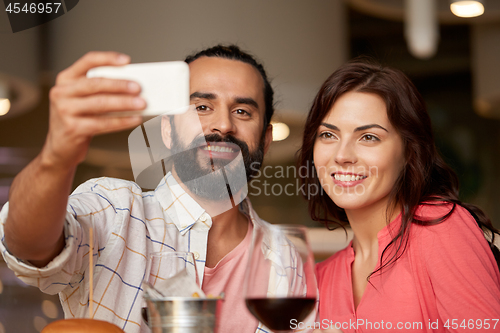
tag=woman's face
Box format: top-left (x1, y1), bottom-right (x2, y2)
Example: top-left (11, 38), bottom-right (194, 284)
top-left (313, 91), bottom-right (405, 214)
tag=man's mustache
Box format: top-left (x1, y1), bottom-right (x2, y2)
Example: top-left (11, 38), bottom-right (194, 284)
top-left (187, 133), bottom-right (250, 157)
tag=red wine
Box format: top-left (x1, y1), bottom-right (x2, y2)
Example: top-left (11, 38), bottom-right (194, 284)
top-left (245, 297), bottom-right (315, 331)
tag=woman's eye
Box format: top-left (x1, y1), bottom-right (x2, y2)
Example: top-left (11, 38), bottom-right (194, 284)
top-left (319, 132), bottom-right (334, 139)
top-left (362, 134), bottom-right (379, 142)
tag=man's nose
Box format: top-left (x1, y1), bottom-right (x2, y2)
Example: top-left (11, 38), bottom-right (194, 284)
top-left (208, 110), bottom-right (236, 135)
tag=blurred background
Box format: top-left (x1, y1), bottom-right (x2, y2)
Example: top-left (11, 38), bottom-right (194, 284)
top-left (1, 0), bottom-right (500, 331)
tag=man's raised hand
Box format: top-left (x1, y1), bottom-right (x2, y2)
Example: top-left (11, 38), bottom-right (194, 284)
top-left (44, 51), bottom-right (146, 169)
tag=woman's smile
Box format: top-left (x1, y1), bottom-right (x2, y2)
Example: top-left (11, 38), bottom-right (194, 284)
top-left (313, 91), bottom-right (405, 213)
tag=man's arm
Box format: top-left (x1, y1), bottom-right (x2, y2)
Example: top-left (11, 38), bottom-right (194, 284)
top-left (3, 51), bottom-right (145, 267)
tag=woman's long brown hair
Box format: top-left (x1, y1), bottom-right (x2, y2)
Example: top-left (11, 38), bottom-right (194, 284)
top-left (298, 60), bottom-right (500, 275)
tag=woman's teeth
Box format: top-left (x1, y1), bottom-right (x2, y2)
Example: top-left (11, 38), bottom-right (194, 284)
top-left (333, 174), bottom-right (366, 181)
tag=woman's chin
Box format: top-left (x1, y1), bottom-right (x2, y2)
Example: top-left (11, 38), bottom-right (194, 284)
top-left (330, 195), bottom-right (367, 211)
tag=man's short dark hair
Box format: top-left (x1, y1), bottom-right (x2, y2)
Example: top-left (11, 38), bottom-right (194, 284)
top-left (185, 44), bottom-right (274, 131)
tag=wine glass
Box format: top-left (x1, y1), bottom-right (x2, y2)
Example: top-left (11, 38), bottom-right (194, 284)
top-left (244, 224), bottom-right (317, 332)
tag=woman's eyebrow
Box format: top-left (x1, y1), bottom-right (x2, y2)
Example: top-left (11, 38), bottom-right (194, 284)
top-left (354, 124), bottom-right (388, 132)
top-left (320, 122), bottom-right (339, 131)
top-left (320, 122), bottom-right (388, 132)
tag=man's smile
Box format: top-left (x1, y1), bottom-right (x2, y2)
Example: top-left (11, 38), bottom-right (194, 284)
top-left (199, 142), bottom-right (241, 160)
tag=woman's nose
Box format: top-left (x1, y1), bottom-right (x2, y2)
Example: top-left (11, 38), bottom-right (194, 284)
top-left (334, 141), bottom-right (357, 165)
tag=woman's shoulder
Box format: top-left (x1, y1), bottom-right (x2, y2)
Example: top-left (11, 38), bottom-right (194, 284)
top-left (413, 202), bottom-right (480, 235)
top-left (409, 203), bottom-right (500, 313)
top-left (411, 202), bottom-right (492, 261)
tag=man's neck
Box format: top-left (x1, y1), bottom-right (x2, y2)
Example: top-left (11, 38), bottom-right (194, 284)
top-left (205, 204), bottom-right (249, 268)
top-left (170, 168), bottom-right (244, 217)
top-left (169, 169), bottom-right (250, 268)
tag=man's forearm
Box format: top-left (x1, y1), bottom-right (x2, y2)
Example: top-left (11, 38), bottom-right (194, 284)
top-left (3, 51), bottom-right (144, 267)
top-left (3, 151), bottom-right (76, 267)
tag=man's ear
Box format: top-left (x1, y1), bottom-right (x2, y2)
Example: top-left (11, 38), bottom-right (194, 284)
top-left (264, 124), bottom-right (273, 155)
top-left (161, 116), bottom-right (173, 149)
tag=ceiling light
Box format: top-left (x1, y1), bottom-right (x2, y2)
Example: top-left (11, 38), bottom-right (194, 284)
top-left (405, 0), bottom-right (439, 59)
top-left (271, 122), bottom-right (290, 141)
top-left (450, 0), bottom-right (484, 18)
top-left (0, 74), bottom-right (40, 120)
top-left (0, 79), bottom-right (10, 116)
top-left (0, 99), bottom-right (11, 116)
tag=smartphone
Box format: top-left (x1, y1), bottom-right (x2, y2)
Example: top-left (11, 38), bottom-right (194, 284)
top-left (87, 61), bottom-right (190, 117)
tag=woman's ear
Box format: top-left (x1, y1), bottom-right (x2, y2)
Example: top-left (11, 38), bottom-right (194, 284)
top-left (161, 116), bottom-right (173, 149)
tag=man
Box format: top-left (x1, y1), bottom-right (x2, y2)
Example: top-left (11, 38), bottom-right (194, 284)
top-left (0, 45), bottom-right (293, 333)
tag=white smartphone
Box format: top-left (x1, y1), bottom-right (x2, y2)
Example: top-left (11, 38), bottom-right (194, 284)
top-left (87, 61), bottom-right (190, 117)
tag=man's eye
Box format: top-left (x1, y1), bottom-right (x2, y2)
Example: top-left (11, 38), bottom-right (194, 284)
top-left (234, 109), bottom-right (250, 116)
top-left (196, 105), bottom-right (210, 112)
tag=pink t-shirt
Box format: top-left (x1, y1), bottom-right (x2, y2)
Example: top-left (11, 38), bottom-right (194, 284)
top-left (316, 203), bottom-right (500, 333)
top-left (202, 222), bottom-right (257, 333)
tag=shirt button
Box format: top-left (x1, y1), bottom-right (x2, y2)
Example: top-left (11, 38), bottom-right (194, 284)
top-left (200, 213), bottom-right (208, 222)
top-left (193, 252), bottom-right (200, 259)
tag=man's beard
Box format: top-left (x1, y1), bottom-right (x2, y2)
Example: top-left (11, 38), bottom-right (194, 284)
top-left (169, 125), bottom-right (265, 201)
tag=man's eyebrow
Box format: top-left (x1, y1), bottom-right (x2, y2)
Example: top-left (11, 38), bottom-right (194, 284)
top-left (189, 93), bottom-right (259, 109)
top-left (320, 123), bottom-right (388, 132)
top-left (234, 97), bottom-right (259, 109)
top-left (190, 92), bottom-right (217, 100)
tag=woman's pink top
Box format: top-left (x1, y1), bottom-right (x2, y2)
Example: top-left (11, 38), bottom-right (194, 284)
top-left (316, 204), bottom-right (500, 332)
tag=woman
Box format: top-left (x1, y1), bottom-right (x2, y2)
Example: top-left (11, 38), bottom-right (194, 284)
top-left (299, 61), bottom-right (500, 333)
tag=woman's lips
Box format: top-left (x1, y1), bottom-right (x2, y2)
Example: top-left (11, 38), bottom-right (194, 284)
top-left (331, 173), bottom-right (367, 187)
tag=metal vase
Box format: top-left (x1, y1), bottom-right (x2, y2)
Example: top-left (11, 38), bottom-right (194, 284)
top-left (144, 296), bottom-right (221, 333)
